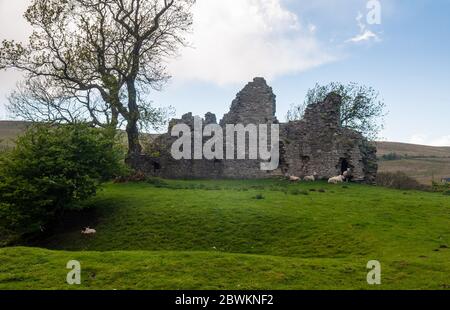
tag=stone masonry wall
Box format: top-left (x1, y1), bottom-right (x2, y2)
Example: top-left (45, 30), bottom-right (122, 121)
top-left (136, 78), bottom-right (378, 183)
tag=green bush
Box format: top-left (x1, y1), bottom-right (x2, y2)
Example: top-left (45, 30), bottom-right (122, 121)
top-left (380, 152), bottom-right (403, 161)
top-left (432, 181), bottom-right (450, 193)
top-left (376, 172), bottom-right (427, 191)
top-left (0, 124), bottom-right (125, 239)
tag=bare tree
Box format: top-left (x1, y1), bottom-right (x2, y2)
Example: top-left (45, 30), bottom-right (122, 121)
top-left (8, 78), bottom-right (117, 127)
top-left (0, 0), bottom-right (194, 167)
top-left (8, 76), bottom-right (172, 132)
top-left (286, 102), bottom-right (307, 123)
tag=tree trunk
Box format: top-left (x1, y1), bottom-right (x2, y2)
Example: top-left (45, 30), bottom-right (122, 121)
top-left (111, 106), bottom-right (119, 129)
top-left (125, 79), bottom-right (142, 170)
top-left (125, 119), bottom-right (142, 170)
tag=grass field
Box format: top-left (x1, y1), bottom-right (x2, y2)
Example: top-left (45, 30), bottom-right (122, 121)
top-left (1, 179), bottom-right (449, 290)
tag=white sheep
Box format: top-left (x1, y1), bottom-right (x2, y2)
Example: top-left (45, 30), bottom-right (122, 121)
top-left (342, 169), bottom-right (352, 182)
top-left (81, 227), bottom-right (97, 235)
top-left (289, 176), bottom-right (301, 182)
top-left (328, 175), bottom-right (345, 184)
top-left (303, 172), bottom-right (318, 182)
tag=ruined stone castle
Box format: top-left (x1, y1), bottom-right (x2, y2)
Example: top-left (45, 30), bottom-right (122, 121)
top-left (136, 78), bottom-right (378, 183)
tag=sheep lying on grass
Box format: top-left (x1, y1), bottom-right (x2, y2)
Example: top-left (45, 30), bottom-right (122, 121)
top-left (303, 176), bottom-right (314, 182)
top-left (289, 176), bottom-right (301, 182)
top-left (81, 227), bottom-right (97, 235)
top-left (328, 175), bottom-right (345, 184)
top-left (303, 172), bottom-right (317, 182)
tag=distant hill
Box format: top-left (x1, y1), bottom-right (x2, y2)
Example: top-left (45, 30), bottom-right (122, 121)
top-left (0, 121), bottom-right (30, 150)
top-left (376, 141), bottom-right (450, 185)
top-left (377, 141), bottom-right (450, 158)
top-left (1, 121), bottom-right (449, 184)
top-left (0, 120), bottom-right (159, 147)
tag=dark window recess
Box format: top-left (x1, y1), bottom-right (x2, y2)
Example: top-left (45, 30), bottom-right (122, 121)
top-left (152, 162), bottom-right (161, 172)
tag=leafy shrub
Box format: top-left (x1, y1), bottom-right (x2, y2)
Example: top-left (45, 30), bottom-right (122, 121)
top-left (253, 194), bottom-right (265, 200)
top-left (380, 152), bottom-right (403, 161)
top-left (432, 181), bottom-right (450, 193)
top-left (114, 171), bottom-right (147, 183)
top-left (0, 124), bottom-right (125, 238)
top-left (376, 172), bottom-right (427, 191)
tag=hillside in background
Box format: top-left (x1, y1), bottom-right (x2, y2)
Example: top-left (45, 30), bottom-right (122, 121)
top-left (376, 141), bottom-right (450, 185)
top-left (377, 141), bottom-right (450, 158)
top-left (0, 121), bottom-right (29, 150)
top-left (1, 121), bottom-right (449, 184)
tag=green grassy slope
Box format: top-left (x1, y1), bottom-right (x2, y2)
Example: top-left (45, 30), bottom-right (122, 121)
top-left (1, 247), bottom-right (449, 290)
top-left (1, 180), bottom-right (450, 289)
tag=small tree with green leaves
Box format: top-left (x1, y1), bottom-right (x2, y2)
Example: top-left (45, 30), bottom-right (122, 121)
top-left (286, 82), bottom-right (387, 140)
top-left (0, 124), bottom-right (125, 241)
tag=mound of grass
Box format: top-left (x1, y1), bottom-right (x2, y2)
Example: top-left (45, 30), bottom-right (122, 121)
top-left (291, 189), bottom-right (309, 196)
top-left (1, 246), bottom-right (449, 290)
top-left (1, 179), bottom-right (450, 289)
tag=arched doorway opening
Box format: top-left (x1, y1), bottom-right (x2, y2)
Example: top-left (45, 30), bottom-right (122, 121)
top-left (152, 161), bottom-right (161, 173)
top-left (340, 158), bottom-right (350, 174)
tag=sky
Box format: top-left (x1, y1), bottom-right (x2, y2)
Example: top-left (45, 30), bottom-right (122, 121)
top-left (0, 0), bottom-right (449, 146)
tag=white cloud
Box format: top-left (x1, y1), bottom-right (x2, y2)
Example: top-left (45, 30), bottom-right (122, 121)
top-left (169, 0), bottom-right (335, 85)
top-left (0, 0), bottom-right (31, 42)
top-left (1, 0), bottom-right (336, 88)
top-left (347, 12), bottom-right (380, 43)
top-left (408, 134), bottom-right (427, 145)
top-left (408, 134), bottom-right (450, 147)
top-left (308, 24), bottom-right (317, 33)
top-left (348, 29), bottom-right (379, 43)
top-left (430, 135), bottom-right (450, 147)
top-left (0, 0), bottom-right (31, 118)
